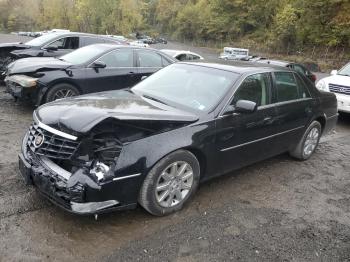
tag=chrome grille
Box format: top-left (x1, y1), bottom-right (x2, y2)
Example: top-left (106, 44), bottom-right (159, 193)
top-left (27, 124), bottom-right (80, 160)
top-left (329, 83), bottom-right (350, 95)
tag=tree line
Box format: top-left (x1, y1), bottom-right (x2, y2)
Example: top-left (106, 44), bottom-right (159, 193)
top-left (0, 0), bottom-right (349, 49)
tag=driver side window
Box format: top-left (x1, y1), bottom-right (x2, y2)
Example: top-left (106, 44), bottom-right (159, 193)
top-left (232, 73), bottom-right (271, 107)
top-left (46, 37), bottom-right (79, 49)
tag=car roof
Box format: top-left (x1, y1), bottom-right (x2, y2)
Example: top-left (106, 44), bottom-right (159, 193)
top-left (46, 32), bottom-right (123, 41)
top-left (180, 61), bottom-right (294, 74)
top-left (84, 44), bottom-right (177, 61)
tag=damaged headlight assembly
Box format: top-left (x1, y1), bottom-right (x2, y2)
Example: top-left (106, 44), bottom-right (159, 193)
top-left (6, 74), bottom-right (39, 87)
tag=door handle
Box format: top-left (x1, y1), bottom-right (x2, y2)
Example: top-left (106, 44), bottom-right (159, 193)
top-left (263, 116), bottom-right (273, 124)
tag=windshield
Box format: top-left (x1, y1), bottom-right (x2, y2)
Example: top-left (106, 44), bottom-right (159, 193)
top-left (60, 45), bottom-right (111, 65)
top-left (25, 33), bottom-right (60, 47)
top-left (338, 63), bottom-right (350, 76)
top-left (132, 64), bottom-right (238, 112)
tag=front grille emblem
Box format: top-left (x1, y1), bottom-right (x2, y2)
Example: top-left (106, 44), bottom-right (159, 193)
top-left (34, 132), bottom-right (45, 148)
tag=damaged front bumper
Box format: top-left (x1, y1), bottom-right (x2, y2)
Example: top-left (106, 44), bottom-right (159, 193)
top-left (19, 135), bottom-right (139, 215)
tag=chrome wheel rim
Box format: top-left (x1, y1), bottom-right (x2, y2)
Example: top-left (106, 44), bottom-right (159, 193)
top-left (303, 127), bottom-right (319, 157)
top-left (53, 89), bottom-right (76, 100)
top-left (155, 161), bottom-right (194, 208)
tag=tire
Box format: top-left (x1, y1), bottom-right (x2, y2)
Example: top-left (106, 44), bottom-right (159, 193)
top-left (138, 150), bottom-right (200, 216)
top-left (289, 121), bottom-right (322, 160)
top-left (45, 83), bottom-right (80, 103)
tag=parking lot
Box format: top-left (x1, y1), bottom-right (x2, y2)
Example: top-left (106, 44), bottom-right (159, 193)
top-left (0, 34), bottom-right (350, 261)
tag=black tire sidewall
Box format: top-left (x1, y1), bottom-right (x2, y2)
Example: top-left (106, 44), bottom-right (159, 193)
top-left (139, 150), bottom-right (200, 216)
top-left (45, 83), bottom-right (79, 103)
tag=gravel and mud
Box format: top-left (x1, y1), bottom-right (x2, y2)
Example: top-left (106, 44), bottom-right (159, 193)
top-left (0, 34), bottom-right (349, 262)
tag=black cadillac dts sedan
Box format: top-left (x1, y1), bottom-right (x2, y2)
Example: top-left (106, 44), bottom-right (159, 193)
top-left (19, 62), bottom-right (338, 216)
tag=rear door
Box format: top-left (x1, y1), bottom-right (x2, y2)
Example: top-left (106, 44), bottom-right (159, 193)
top-left (272, 71), bottom-right (315, 152)
top-left (84, 48), bottom-right (137, 92)
top-left (216, 72), bottom-right (279, 174)
top-left (136, 50), bottom-right (168, 80)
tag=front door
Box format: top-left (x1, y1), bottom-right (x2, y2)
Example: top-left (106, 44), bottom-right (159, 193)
top-left (216, 73), bottom-right (280, 174)
top-left (43, 36), bottom-right (80, 57)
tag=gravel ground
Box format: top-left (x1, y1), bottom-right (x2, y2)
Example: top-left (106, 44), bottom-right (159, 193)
top-left (0, 34), bottom-right (350, 262)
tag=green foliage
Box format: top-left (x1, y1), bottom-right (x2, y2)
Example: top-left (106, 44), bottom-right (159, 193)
top-left (0, 0), bottom-right (348, 48)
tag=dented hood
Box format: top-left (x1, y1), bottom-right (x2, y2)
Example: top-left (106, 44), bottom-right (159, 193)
top-left (36, 90), bottom-right (199, 134)
top-left (0, 42), bottom-right (30, 49)
top-left (7, 57), bottom-right (72, 75)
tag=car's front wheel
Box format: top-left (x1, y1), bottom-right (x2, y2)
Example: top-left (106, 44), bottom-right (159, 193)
top-left (289, 121), bottom-right (322, 160)
top-left (45, 83), bottom-right (80, 103)
top-left (139, 150), bottom-right (200, 216)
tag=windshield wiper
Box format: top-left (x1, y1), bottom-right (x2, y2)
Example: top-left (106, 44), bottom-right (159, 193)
top-left (338, 73), bottom-right (350, 77)
top-left (142, 94), bottom-right (169, 106)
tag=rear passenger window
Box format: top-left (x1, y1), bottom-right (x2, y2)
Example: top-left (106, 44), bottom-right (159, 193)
top-left (275, 72), bottom-right (311, 102)
top-left (82, 37), bottom-right (104, 46)
top-left (275, 72), bottom-right (300, 102)
top-left (294, 74), bottom-right (311, 98)
top-left (138, 51), bottom-right (162, 67)
top-left (233, 73), bottom-right (271, 106)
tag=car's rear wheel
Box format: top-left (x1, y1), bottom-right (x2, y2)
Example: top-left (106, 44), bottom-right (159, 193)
top-left (138, 150), bottom-right (200, 216)
top-left (45, 83), bottom-right (80, 103)
top-left (289, 121), bottom-right (322, 160)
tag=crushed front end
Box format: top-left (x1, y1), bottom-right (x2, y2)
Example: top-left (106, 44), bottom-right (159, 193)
top-left (19, 113), bottom-right (141, 215)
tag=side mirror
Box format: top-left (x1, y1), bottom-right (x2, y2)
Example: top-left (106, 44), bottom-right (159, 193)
top-left (45, 46), bottom-right (58, 52)
top-left (330, 70), bottom-right (338, 76)
top-left (234, 100), bottom-right (257, 113)
top-left (92, 61), bottom-right (106, 69)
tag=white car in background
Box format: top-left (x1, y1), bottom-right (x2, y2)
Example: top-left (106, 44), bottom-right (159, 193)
top-left (130, 40), bottom-right (149, 48)
top-left (316, 62), bottom-right (350, 113)
top-left (161, 49), bottom-right (204, 61)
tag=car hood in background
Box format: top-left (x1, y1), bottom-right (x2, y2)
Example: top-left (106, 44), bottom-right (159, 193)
top-left (322, 74), bottom-right (350, 86)
top-left (0, 42), bottom-right (30, 49)
top-left (35, 90), bottom-right (199, 134)
top-left (7, 57), bottom-right (72, 75)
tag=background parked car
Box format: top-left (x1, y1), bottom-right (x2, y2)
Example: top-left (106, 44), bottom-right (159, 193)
top-left (0, 32), bottom-right (125, 79)
top-left (155, 37), bottom-right (167, 44)
top-left (161, 49), bottom-right (204, 61)
top-left (316, 62), bottom-right (350, 113)
top-left (5, 44), bottom-right (176, 105)
top-left (256, 60), bottom-right (317, 83)
top-left (130, 40), bottom-right (149, 48)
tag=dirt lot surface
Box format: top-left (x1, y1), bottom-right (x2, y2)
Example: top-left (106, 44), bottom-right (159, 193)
top-left (0, 34), bottom-right (350, 262)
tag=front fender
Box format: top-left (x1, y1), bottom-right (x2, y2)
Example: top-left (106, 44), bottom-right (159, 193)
top-left (114, 120), bottom-right (216, 184)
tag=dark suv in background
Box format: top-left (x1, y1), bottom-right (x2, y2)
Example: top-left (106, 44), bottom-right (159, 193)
top-left (0, 32), bottom-right (125, 78)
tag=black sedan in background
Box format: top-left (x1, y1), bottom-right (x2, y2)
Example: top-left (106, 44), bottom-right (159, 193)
top-left (0, 32), bottom-right (124, 78)
top-left (18, 62), bottom-right (337, 216)
top-left (256, 59), bottom-right (317, 83)
top-left (5, 44), bottom-right (175, 105)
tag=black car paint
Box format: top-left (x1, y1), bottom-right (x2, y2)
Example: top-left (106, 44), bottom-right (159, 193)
top-left (19, 63), bottom-right (338, 215)
top-left (5, 45), bottom-right (176, 105)
top-left (0, 32), bottom-right (123, 76)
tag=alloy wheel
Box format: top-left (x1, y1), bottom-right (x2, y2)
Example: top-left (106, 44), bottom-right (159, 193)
top-left (155, 161), bottom-right (194, 208)
top-left (53, 89), bottom-right (77, 100)
top-left (303, 127), bottom-right (320, 157)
